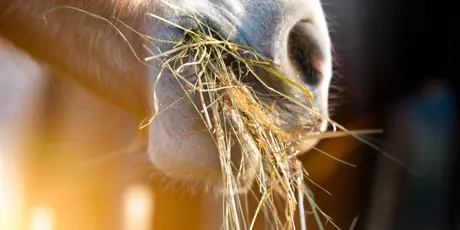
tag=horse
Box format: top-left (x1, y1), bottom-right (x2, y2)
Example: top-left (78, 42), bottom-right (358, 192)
top-left (0, 0), bottom-right (333, 228)
top-left (0, 0), bottom-right (332, 188)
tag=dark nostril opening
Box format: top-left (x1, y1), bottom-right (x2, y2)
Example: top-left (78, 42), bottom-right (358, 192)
top-left (287, 20), bottom-right (324, 87)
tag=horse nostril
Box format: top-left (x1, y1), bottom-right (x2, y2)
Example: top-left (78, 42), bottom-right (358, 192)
top-left (287, 20), bottom-right (324, 87)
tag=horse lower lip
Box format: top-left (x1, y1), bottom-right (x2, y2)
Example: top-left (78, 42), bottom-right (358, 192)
top-left (292, 138), bottom-right (320, 155)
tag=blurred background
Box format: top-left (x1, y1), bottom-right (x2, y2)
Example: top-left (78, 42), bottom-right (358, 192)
top-left (0, 0), bottom-right (458, 229)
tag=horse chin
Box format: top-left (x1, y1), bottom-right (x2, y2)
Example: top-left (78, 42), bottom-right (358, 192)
top-left (147, 120), bottom-right (223, 182)
top-left (146, 115), bottom-right (259, 193)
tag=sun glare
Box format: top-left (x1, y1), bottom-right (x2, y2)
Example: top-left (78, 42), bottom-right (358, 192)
top-left (0, 143), bottom-right (24, 230)
top-left (0, 148), bottom-right (3, 203)
top-left (122, 184), bottom-right (154, 230)
top-left (29, 206), bottom-right (55, 230)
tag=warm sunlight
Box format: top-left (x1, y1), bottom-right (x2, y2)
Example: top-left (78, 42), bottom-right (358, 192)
top-left (0, 143), bottom-right (23, 230)
top-left (29, 206), bottom-right (55, 230)
top-left (0, 147), bottom-right (3, 203)
top-left (122, 184), bottom-right (154, 230)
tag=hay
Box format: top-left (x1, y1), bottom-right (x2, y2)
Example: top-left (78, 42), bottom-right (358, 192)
top-left (142, 4), bottom-right (341, 229)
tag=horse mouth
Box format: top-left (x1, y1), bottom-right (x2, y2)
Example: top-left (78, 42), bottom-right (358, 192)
top-left (146, 20), bottom-right (331, 190)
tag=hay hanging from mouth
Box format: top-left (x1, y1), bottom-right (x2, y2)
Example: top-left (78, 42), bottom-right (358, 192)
top-left (142, 8), bottom-right (339, 229)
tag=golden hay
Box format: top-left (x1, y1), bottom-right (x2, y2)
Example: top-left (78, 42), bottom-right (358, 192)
top-left (143, 5), bottom-right (340, 229)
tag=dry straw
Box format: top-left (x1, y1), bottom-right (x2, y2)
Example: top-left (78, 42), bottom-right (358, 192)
top-left (42, 2), bottom-right (396, 230)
